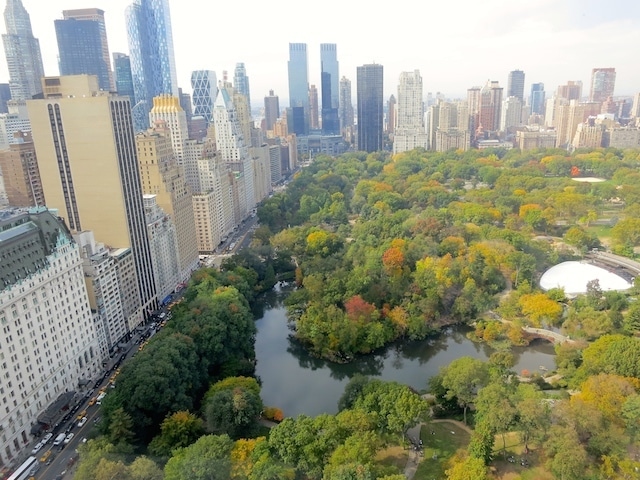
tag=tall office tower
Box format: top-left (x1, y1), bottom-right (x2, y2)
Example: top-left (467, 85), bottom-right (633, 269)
top-left (2, 0), bottom-right (45, 100)
top-left (466, 86), bottom-right (482, 135)
top-left (357, 64), bottom-right (384, 152)
top-left (190, 70), bottom-right (217, 125)
top-left (387, 94), bottom-right (396, 134)
top-left (27, 75), bottom-right (157, 328)
top-left (478, 80), bottom-right (503, 133)
top-left (264, 89), bottom-right (280, 132)
top-left (557, 81), bottom-right (582, 101)
top-left (148, 95), bottom-right (188, 167)
top-left (143, 194), bottom-right (179, 301)
top-left (55, 9), bottom-right (114, 92)
top-left (0, 207), bottom-right (103, 467)
top-left (338, 76), bottom-right (354, 131)
top-left (393, 70), bottom-right (427, 154)
top-left (631, 92), bottom-right (640, 119)
top-left (320, 43), bottom-right (339, 135)
top-left (309, 84), bottom-right (319, 130)
top-left (0, 99), bottom-right (30, 149)
top-left (136, 121), bottom-right (199, 283)
top-left (113, 52), bottom-right (135, 101)
top-left (590, 68), bottom-right (616, 103)
top-left (179, 88), bottom-right (192, 119)
top-left (125, 0), bottom-right (179, 132)
top-left (500, 96), bottom-right (522, 132)
top-left (555, 100), bottom-right (586, 147)
top-left (530, 83), bottom-right (545, 115)
top-left (288, 43), bottom-right (309, 135)
top-left (507, 69), bottom-right (525, 101)
top-left (0, 131), bottom-right (44, 206)
top-left (233, 62), bottom-right (251, 110)
top-left (0, 83), bottom-right (10, 112)
top-left (214, 87), bottom-right (255, 219)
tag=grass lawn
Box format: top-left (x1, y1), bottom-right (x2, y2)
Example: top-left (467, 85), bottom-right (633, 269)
top-left (376, 445), bottom-right (408, 472)
top-left (413, 421), bottom-right (471, 480)
top-left (488, 433), bottom-right (554, 480)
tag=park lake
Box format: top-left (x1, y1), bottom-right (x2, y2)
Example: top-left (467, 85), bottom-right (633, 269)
top-left (254, 284), bottom-right (556, 417)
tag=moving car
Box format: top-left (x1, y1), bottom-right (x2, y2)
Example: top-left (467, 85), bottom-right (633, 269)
top-left (31, 441), bottom-right (43, 455)
top-left (63, 433), bottom-right (74, 445)
top-left (77, 417), bottom-right (88, 428)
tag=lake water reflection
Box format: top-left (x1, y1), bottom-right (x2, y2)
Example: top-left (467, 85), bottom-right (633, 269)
top-left (254, 285), bottom-right (556, 417)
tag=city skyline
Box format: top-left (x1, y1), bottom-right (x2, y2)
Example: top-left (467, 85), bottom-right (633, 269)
top-left (0, 0), bottom-right (638, 106)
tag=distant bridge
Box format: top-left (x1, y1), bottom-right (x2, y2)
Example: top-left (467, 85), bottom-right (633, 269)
top-left (588, 251), bottom-right (640, 277)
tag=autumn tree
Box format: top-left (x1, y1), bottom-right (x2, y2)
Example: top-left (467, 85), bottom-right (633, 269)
top-left (149, 411), bottom-right (205, 457)
top-left (440, 357), bottom-right (489, 424)
top-left (164, 434), bottom-right (234, 480)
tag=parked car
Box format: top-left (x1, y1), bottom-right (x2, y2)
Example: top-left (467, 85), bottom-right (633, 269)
top-left (42, 432), bottom-right (53, 444)
top-left (31, 441), bottom-right (43, 455)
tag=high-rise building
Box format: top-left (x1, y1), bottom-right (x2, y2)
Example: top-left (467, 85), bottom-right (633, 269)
top-left (338, 76), bottom-right (354, 132)
top-left (387, 94), bottom-right (396, 134)
top-left (2, 0), bottom-right (45, 100)
top-left (214, 87), bottom-right (255, 219)
top-left (113, 52), bottom-right (135, 101)
top-left (190, 70), bottom-right (217, 125)
top-left (500, 96), bottom-right (523, 132)
top-left (233, 62), bottom-right (251, 110)
top-left (357, 63), bottom-right (384, 153)
top-left (136, 120), bottom-right (199, 284)
top-left (149, 95), bottom-right (188, 167)
top-left (590, 67), bottom-right (616, 103)
top-left (287, 43), bottom-right (309, 135)
top-left (55, 9), bottom-right (114, 92)
top-left (264, 89), bottom-right (280, 132)
top-left (478, 80), bottom-right (503, 133)
top-left (309, 84), bottom-right (319, 130)
top-left (393, 70), bottom-right (427, 154)
top-left (530, 83), bottom-right (545, 115)
top-left (507, 69), bottom-right (525, 102)
top-left (0, 207), bottom-right (104, 467)
top-left (0, 130), bottom-right (43, 206)
top-left (27, 75), bottom-right (157, 328)
top-left (0, 99), bottom-right (30, 149)
top-left (557, 81), bottom-right (582, 101)
top-left (125, 0), bottom-right (179, 131)
top-left (320, 43), bottom-right (339, 135)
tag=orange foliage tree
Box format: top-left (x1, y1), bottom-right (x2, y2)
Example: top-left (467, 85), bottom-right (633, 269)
top-left (344, 295), bottom-right (378, 323)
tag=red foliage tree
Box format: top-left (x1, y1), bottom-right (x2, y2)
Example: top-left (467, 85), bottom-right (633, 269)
top-left (344, 295), bottom-right (377, 323)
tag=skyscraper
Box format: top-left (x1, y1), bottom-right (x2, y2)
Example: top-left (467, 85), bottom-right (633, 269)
top-left (27, 75), bottom-right (157, 327)
top-left (233, 62), bottom-right (251, 110)
top-left (387, 94), bottom-right (396, 134)
top-left (309, 84), bottom-right (319, 130)
top-left (530, 82), bottom-right (545, 115)
top-left (0, 131), bottom-right (44, 207)
top-left (590, 67), bottom-right (616, 103)
top-left (320, 43), bottom-right (339, 135)
top-left (338, 76), bottom-right (354, 131)
top-left (393, 70), bottom-right (427, 154)
top-left (507, 69), bottom-right (525, 102)
top-left (2, 0), bottom-right (45, 100)
top-left (287, 43), bottom-right (309, 135)
top-left (478, 80), bottom-right (503, 133)
top-left (190, 70), bottom-right (217, 124)
top-left (264, 89), bottom-right (280, 132)
top-left (113, 52), bottom-right (135, 101)
top-left (357, 64), bottom-right (383, 153)
top-left (126, 0), bottom-right (179, 131)
top-left (557, 80), bottom-right (582, 101)
top-left (55, 9), bottom-right (114, 92)
top-left (148, 95), bottom-right (189, 167)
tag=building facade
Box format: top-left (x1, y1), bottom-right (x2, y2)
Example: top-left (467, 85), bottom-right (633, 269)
top-left (590, 68), bottom-right (616, 103)
top-left (287, 43), bottom-right (309, 136)
top-left (190, 70), bottom-right (217, 125)
top-left (148, 95), bottom-right (188, 167)
top-left (0, 208), bottom-right (103, 469)
top-left (338, 76), bottom-right (354, 134)
top-left (2, 0), bottom-right (45, 100)
top-left (27, 75), bottom-right (157, 329)
top-left (393, 70), bottom-right (426, 154)
top-left (233, 62), bottom-right (250, 110)
top-left (357, 64), bottom-right (384, 153)
top-left (263, 89), bottom-right (280, 132)
top-left (507, 69), bottom-right (525, 101)
top-left (113, 52), bottom-right (135, 101)
top-left (55, 9), bottom-right (114, 92)
top-left (309, 84), bottom-right (319, 130)
top-left (530, 83), bottom-right (545, 115)
top-left (125, 0), bottom-right (179, 131)
top-left (320, 43), bottom-right (339, 135)
top-left (0, 131), bottom-right (43, 207)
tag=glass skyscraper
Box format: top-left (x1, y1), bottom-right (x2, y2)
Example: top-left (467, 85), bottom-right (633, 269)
top-left (233, 62), bottom-right (251, 110)
top-left (507, 69), bottom-right (525, 102)
top-left (287, 43), bottom-right (309, 136)
top-left (320, 43), bottom-right (339, 135)
top-left (2, 0), bottom-right (45, 100)
top-left (357, 64), bottom-right (384, 153)
top-left (113, 52), bottom-right (135, 101)
top-left (190, 70), bottom-right (217, 125)
top-left (125, 0), bottom-right (179, 131)
top-left (530, 82), bottom-right (545, 115)
top-left (55, 9), bottom-right (114, 92)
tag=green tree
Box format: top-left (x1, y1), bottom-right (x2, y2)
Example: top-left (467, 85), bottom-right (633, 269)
top-left (164, 434), bottom-right (234, 480)
top-left (474, 381), bottom-right (517, 455)
top-left (128, 456), bottom-right (164, 480)
top-left (444, 453), bottom-right (488, 480)
top-left (545, 425), bottom-right (589, 480)
top-left (205, 386), bottom-right (263, 439)
top-left (621, 394), bottom-right (640, 442)
top-left (440, 357), bottom-right (489, 424)
top-left (149, 411), bottom-right (205, 457)
top-left (108, 407), bottom-right (135, 446)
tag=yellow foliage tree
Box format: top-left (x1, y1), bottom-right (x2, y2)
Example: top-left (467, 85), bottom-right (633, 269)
top-left (518, 293), bottom-right (562, 326)
top-left (572, 374), bottom-right (636, 424)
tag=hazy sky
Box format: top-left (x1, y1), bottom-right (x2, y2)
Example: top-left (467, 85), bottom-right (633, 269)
top-left (2, 0), bottom-right (639, 105)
